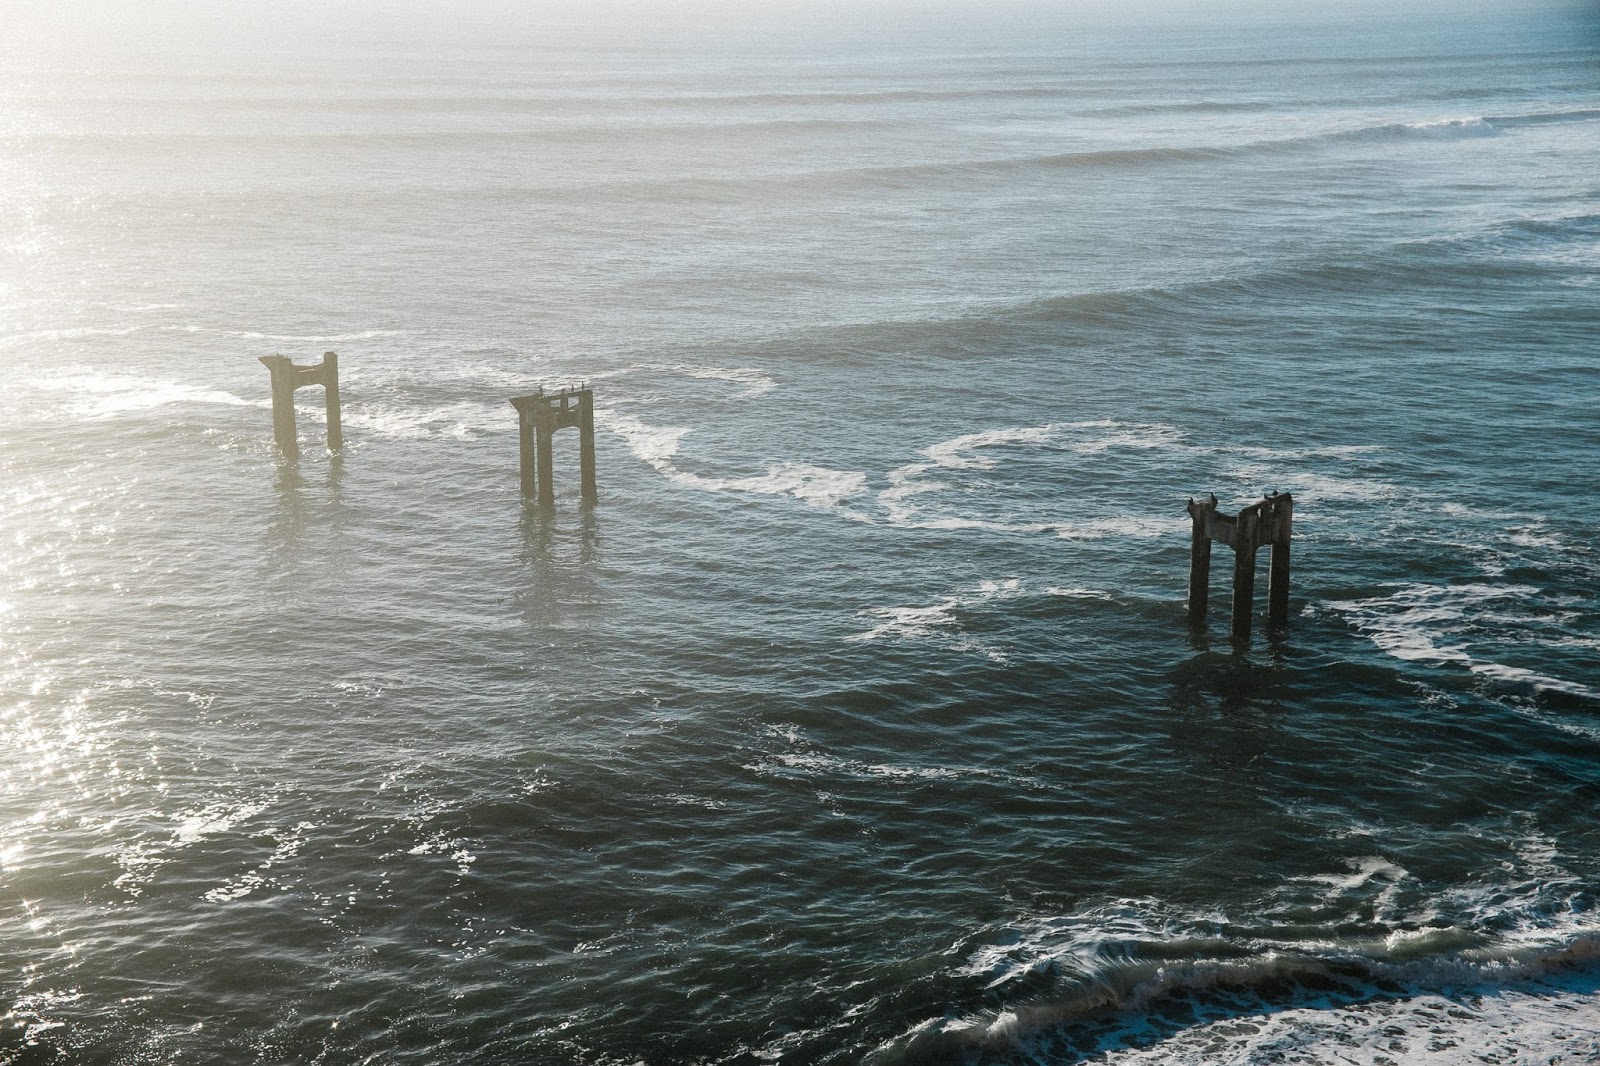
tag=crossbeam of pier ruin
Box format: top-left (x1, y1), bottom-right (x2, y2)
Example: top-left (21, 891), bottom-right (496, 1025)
top-left (1186, 492), bottom-right (1293, 641)
top-left (509, 387), bottom-right (596, 505)
top-left (260, 351), bottom-right (342, 459)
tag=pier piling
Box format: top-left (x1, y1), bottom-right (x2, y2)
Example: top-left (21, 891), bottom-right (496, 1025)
top-left (1186, 492), bottom-right (1294, 641)
top-left (260, 351), bottom-right (342, 458)
top-left (510, 387), bottom-right (596, 505)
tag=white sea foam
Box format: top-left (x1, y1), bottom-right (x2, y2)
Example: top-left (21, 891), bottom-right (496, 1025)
top-left (607, 413), bottom-right (866, 509)
top-left (1221, 465), bottom-right (1398, 504)
top-left (181, 327), bottom-right (408, 343)
top-left (851, 601), bottom-right (968, 642)
top-left (1234, 443), bottom-right (1384, 462)
top-left (1540, 635), bottom-right (1600, 652)
top-left (884, 513), bottom-right (1062, 534)
top-left (607, 401), bottom-right (1375, 537)
top-left (1294, 855), bottom-right (1413, 922)
top-left (921, 425), bottom-right (1060, 470)
top-left (1503, 524), bottom-right (1564, 550)
top-left (848, 578), bottom-right (1026, 662)
top-left (32, 373), bottom-right (261, 419)
top-left (749, 736), bottom-right (1037, 789)
top-left (0, 326), bottom-right (149, 351)
top-left (1329, 583), bottom-right (1599, 702)
top-left (1045, 586), bottom-right (1115, 600)
top-left (592, 362), bottom-right (777, 398)
top-left (884, 890), bottom-right (1600, 1066)
top-left (1075, 985), bottom-right (1600, 1066)
top-left (725, 463), bottom-right (869, 508)
top-left (772, 751), bottom-right (966, 783)
top-left (1467, 661), bottom-right (1599, 701)
top-left (1067, 420), bottom-right (1188, 454)
top-left (882, 421), bottom-right (1188, 533)
top-left (1054, 515), bottom-right (1189, 540)
top-left (1300, 855), bottom-right (1410, 899)
top-left (1403, 116), bottom-right (1500, 138)
top-left (605, 412), bottom-right (691, 463)
top-left (344, 400), bottom-right (505, 441)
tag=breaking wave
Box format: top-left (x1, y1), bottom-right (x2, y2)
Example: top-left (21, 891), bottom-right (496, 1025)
top-left (1326, 582), bottom-right (1600, 706)
top-left (874, 894), bottom-right (1600, 1065)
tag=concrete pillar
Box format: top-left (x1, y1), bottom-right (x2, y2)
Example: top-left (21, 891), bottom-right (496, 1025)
top-left (1186, 496), bottom-right (1214, 623)
top-left (579, 392), bottom-right (597, 503)
top-left (517, 407), bottom-right (538, 498)
top-left (260, 355), bottom-right (300, 459)
top-left (1185, 493), bottom-right (1293, 643)
top-left (1230, 510), bottom-right (1258, 642)
top-left (536, 411), bottom-right (555, 507)
top-left (261, 352), bottom-right (341, 457)
top-left (1267, 495), bottom-right (1293, 628)
top-left (509, 387), bottom-right (596, 505)
top-left (322, 351), bottom-right (343, 451)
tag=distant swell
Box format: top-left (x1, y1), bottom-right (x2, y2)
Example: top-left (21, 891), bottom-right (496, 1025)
top-left (705, 106), bottom-right (1600, 194)
top-left (1485, 107), bottom-right (1600, 128)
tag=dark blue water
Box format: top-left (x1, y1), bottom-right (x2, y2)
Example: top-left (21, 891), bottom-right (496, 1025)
top-left (2, 4), bottom-right (1599, 1063)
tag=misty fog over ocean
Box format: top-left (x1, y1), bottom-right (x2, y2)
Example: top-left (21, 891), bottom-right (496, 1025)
top-left (3, 1), bottom-right (1600, 1062)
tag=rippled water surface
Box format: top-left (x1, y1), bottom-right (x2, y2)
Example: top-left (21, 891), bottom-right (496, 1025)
top-left (3, 4), bottom-right (1600, 1063)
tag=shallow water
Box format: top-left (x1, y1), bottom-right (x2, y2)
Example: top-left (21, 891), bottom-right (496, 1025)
top-left (3, 4), bottom-right (1600, 1063)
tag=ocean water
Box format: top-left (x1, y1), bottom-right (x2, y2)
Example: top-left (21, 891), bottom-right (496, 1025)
top-left (3, 3), bottom-right (1600, 1063)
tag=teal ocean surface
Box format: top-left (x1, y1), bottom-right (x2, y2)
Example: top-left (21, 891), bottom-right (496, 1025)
top-left (3, 3), bottom-right (1600, 1062)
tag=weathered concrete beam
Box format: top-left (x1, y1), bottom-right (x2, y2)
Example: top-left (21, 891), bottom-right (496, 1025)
top-left (1186, 492), bottom-right (1294, 642)
top-left (510, 387), bottom-right (596, 505)
top-left (260, 350), bottom-right (342, 458)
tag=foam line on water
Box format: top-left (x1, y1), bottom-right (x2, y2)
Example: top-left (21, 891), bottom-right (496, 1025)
top-left (589, 363), bottom-right (853, 506)
top-left (847, 578), bottom-right (1027, 662)
top-left (661, 108), bottom-right (1577, 196)
top-left (27, 373), bottom-right (262, 419)
top-left (343, 400), bottom-right (506, 441)
top-left (848, 578), bottom-right (1120, 660)
top-left (919, 425), bottom-right (1062, 470)
top-left (1061, 982), bottom-right (1600, 1066)
top-left (881, 421), bottom-right (1196, 534)
top-left (1220, 464), bottom-right (1399, 504)
top-left (750, 746), bottom-right (1040, 789)
top-left (590, 362), bottom-right (776, 399)
top-left (0, 326), bottom-right (147, 352)
top-left (875, 891), bottom-right (1600, 1066)
top-left (1233, 443), bottom-right (1384, 461)
top-left (1044, 586), bottom-right (1116, 600)
top-left (874, 419), bottom-right (1380, 535)
top-left (1054, 515), bottom-right (1190, 540)
top-left (606, 412), bottom-right (866, 509)
top-left (1327, 582), bottom-right (1600, 702)
top-left (0, 325), bottom-right (407, 353)
top-left (180, 327), bottom-right (408, 343)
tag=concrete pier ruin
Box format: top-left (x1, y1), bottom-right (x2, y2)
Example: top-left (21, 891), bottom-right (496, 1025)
top-left (509, 387), bottom-right (596, 505)
top-left (260, 351), bottom-right (342, 459)
top-left (1186, 492), bottom-right (1293, 641)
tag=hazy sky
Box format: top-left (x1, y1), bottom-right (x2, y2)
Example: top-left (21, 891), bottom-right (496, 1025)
top-left (2, 0), bottom-right (1564, 55)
